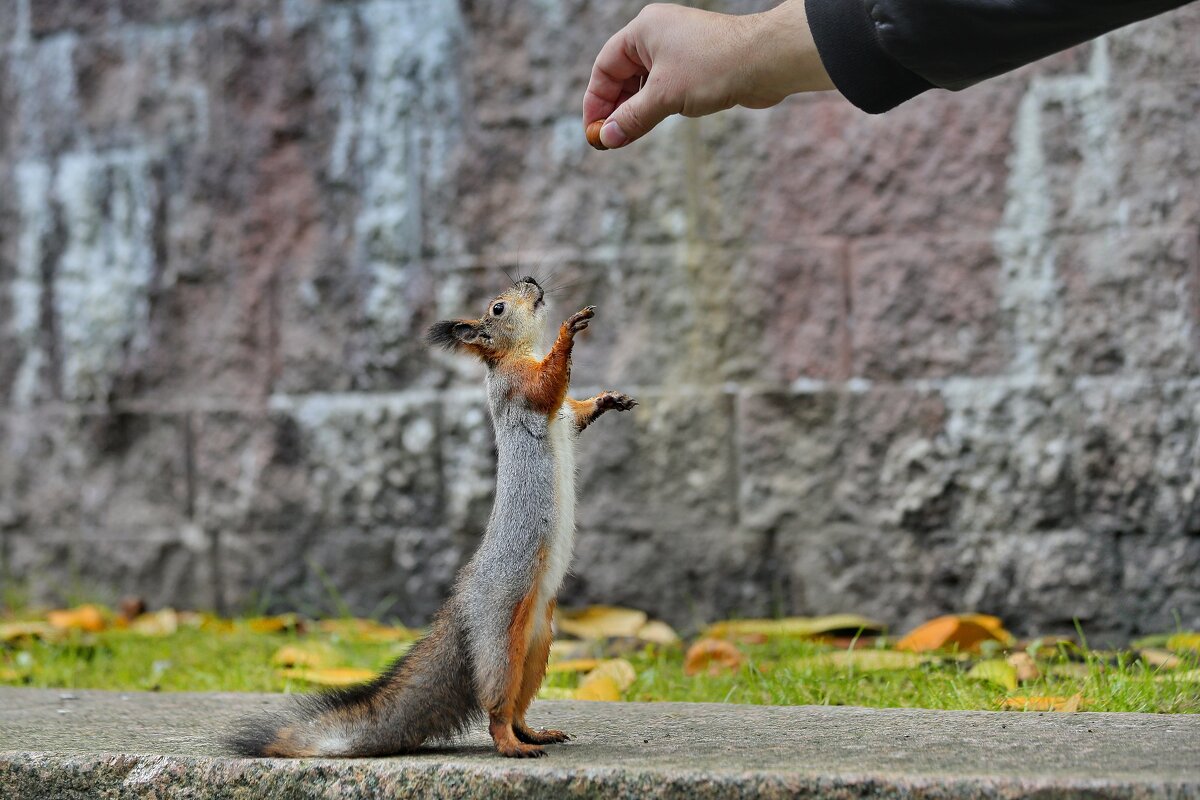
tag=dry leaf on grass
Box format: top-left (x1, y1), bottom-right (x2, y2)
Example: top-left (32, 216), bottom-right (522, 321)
top-left (896, 614), bottom-right (1012, 653)
top-left (1139, 648), bottom-right (1182, 670)
top-left (1006, 652), bottom-right (1040, 683)
top-left (1047, 663), bottom-right (1091, 680)
top-left (1002, 694), bottom-right (1085, 712)
top-left (546, 658), bottom-right (602, 674)
top-left (967, 659), bottom-right (1018, 691)
top-left (315, 619), bottom-right (419, 642)
top-left (0, 622), bottom-right (58, 642)
top-left (246, 614), bottom-right (304, 634)
top-left (1167, 633), bottom-right (1200, 653)
top-left (270, 643), bottom-right (338, 669)
top-left (636, 620), bottom-right (681, 646)
top-left (684, 639), bottom-right (744, 677)
top-left (277, 667), bottom-right (376, 686)
top-left (704, 614), bottom-right (883, 641)
top-left (47, 605), bottom-right (107, 633)
top-left (556, 606), bottom-right (648, 640)
top-left (548, 639), bottom-right (593, 662)
top-left (129, 609), bottom-right (179, 637)
top-left (793, 650), bottom-right (927, 672)
top-left (573, 673), bottom-right (622, 701)
top-left (588, 659), bottom-right (637, 690)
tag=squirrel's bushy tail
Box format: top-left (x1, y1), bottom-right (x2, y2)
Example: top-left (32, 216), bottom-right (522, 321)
top-left (228, 608), bottom-right (479, 757)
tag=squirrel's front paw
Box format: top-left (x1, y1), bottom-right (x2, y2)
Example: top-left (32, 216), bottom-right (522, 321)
top-left (565, 306), bottom-right (596, 336)
top-left (597, 391), bottom-right (637, 411)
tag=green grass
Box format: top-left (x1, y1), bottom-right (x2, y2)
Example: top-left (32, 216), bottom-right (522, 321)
top-left (4, 619), bottom-right (1197, 713)
top-left (612, 641), bottom-right (1200, 713)
top-left (1, 626), bottom-right (410, 694)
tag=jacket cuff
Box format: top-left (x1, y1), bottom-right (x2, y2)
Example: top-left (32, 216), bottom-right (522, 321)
top-left (805, 0), bottom-right (934, 114)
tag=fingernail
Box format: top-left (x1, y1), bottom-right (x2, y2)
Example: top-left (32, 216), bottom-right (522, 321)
top-left (599, 120), bottom-right (628, 149)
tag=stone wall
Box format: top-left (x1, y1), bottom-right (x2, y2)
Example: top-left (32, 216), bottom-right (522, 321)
top-left (0, 0), bottom-right (1197, 638)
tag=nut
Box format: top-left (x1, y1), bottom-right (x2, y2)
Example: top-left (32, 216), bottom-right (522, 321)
top-left (585, 119), bottom-right (607, 151)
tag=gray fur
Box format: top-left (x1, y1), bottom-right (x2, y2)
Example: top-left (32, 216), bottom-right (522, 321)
top-left (227, 604), bottom-right (479, 757)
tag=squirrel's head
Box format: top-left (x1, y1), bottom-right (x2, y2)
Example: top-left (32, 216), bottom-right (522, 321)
top-left (425, 276), bottom-right (548, 361)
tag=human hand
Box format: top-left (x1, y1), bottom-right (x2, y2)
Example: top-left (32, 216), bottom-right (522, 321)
top-left (582, 1), bottom-right (833, 150)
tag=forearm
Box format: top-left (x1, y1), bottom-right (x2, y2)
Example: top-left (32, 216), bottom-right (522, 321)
top-left (806, 0), bottom-right (1195, 113)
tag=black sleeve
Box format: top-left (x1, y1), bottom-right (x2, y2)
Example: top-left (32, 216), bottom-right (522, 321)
top-left (805, 0), bottom-right (1196, 114)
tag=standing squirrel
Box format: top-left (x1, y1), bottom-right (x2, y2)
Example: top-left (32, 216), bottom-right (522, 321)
top-left (229, 276), bottom-right (636, 758)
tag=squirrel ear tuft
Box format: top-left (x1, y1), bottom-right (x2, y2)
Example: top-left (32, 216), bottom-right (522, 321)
top-left (425, 319), bottom-right (481, 350)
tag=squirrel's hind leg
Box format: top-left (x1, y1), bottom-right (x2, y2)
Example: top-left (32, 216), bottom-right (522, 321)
top-left (486, 588), bottom-right (547, 758)
top-left (514, 599), bottom-right (570, 745)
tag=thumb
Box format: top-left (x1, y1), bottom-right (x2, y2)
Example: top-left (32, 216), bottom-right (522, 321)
top-left (600, 81), bottom-right (674, 148)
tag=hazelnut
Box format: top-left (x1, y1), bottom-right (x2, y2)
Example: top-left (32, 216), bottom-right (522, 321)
top-left (585, 119), bottom-right (607, 151)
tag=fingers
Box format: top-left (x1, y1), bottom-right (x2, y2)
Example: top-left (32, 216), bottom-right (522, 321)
top-left (600, 76), bottom-right (676, 148)
top-left (582, 14), bottom-right (675, 149)
top-left (583, 26), bottom-right (646, 125)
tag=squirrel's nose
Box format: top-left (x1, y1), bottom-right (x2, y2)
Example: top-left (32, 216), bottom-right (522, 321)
top-left (520, 276), bottom-right (541, 289)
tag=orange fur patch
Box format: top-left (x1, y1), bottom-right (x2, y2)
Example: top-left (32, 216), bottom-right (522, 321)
top-left (503, 327), bottom-right (574, 415)
top-left (566, 398), bottom-right (598, 431)
top-left (515, 599), bottom-right (556, 723)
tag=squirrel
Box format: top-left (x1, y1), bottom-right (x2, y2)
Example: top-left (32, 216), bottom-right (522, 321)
top-left (229, 276), bottom-right (636, 759)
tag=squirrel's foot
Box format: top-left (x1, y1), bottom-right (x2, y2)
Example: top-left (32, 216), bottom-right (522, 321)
top-left (490, 717), bottom-right (548, 757)
top-left (596, 391), bottom-right (637, 412)
top-left (564, 306), bottom-right (596, 336)
top-left (497, 741), bottom-right (547, 758)
top-left (515, 724), bottom-right (571, 745)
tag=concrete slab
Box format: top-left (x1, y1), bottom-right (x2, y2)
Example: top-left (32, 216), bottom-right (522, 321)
top-left (0, 688), bottom-right (1197, 798)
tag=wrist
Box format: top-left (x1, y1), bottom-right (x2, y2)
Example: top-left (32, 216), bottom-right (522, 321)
top-left (743, 0), bottom-right (833, 105)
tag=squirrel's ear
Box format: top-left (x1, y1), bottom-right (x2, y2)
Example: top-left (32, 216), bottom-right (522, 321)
top-left (425, 319), bottom-right (483, 350)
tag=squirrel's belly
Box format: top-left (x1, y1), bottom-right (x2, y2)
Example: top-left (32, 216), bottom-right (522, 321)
top-left (539, 414), bottom-right (577, 602)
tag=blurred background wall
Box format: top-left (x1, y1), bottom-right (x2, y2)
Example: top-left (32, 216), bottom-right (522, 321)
top-left (0, 0), bottom-right (1196, 638)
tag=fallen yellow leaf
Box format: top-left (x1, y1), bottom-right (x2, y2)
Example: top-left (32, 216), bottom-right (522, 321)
top-left (200, 616), bottom-right (236, 634)
top-left (548, 639), bottom-right (593, 661)
top-left (315, 619), bottom-right (420, 642)
top-left (1047, 663), bottom-right (1091, 680)
top-left (271, 643), bottom-right (338, 669)
top-left (277, 667), bottom-right (376, 686)
top-left (896, 615), bottom-right (1011, 653)
top-left (1002, 694), bottom-right (1086, 712)
top-left (1006, 652), bottom-right (1040, 683)
top-left (574, 673), bottom-right (621, 701)
top-left (536, 686), bottom-right (576, 700)
top-left (546, 658), bottom-right (602, 674)
top-left (1167, 632), bottom-right (1200, 653)
top-left (793, 650), bottom-right (927, 672)
top-left (704, 614), bottom-right (883, 641)
top-left (0, 622), bottom-right (58, 642)
top-left (1139, 648), bottom-right (1182, 670)
top-left (959, 614), bottom-right (1011, 641)
top-left (246, 614), bottom-right (303, 634)
top-left (684, 638), bottom-right (744, 677)
top-left (588, 659), bottom-right (637, 691)
top-left (47, 605), bottom-right (107, 633)
top-left (968, 659), bottom-right (1018, 691)
top-left (636, 620), bottom-right (681, 646)
top-left (556, 606), bottom-right (647, 640)
top-left (129, 609), bottom-right (179, 637)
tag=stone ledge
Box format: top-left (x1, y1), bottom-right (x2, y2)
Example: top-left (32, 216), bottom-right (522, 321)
top-left (1, 688), bottom-right (1197, 799)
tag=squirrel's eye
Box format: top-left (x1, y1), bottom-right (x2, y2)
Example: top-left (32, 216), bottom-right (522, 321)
top-left (492, 302), bottom-right (505, 316)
